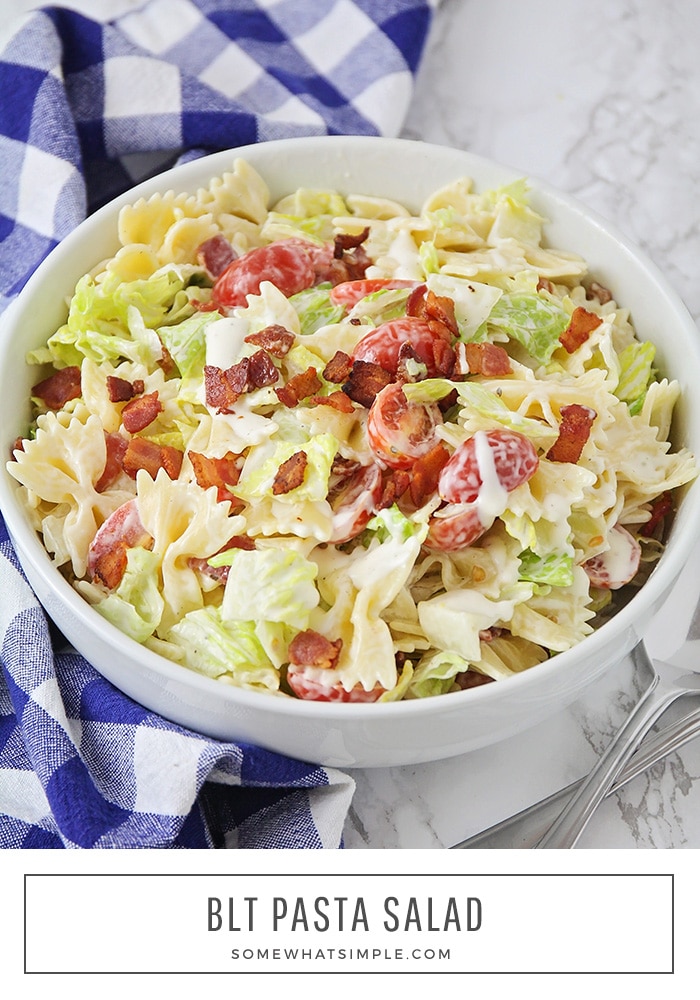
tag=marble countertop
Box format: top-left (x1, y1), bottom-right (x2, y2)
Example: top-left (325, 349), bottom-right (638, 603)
top-left (3, 0), bottom-right (699, 852)
top-left (344, 0), bottom-right (700, 850)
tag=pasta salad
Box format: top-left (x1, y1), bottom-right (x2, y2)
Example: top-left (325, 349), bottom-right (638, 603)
top-left (7, 159), bottom-right (697, 702)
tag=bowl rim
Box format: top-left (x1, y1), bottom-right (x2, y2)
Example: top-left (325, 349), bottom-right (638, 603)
top-left (2, 134), bottom-right (700, 724)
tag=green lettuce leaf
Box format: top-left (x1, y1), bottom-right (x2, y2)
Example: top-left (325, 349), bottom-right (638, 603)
top-left (518, 548), bottom-right (574, 587)
top-left (92, 548), bottom-right (164, 642)
top-left (290, 284), bottom-right (345, 335)
top-left (217, 547), bottom-right (320, 629)
top-left (615, 340), bottom-right (656, 412)
top-left (487, 292), bottom-right (569, 363)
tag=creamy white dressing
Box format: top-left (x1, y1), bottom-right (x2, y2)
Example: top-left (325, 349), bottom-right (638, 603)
top-left (600, 524), bottom-right (641, 588)
top-left (205, 316), bottom-right (249, 370)
top-left (473, 430), bottom-right (509, 525)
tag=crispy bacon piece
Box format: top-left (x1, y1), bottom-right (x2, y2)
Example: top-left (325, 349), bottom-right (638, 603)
top-left (32, 366), bottom-right (81, 410)
top-left (454, 670), bottom-right (495, 690)
top-left (92, 542), bottom-right (129, 591)
top-left (247, 348), bottom-right (279, 388)
top-left (288, 628), bottom-right (343, 670)
top-left (640, 491), bottom-right (673, 537)
top-left (409, 441), bottom-right (450, 507)
top-left (95, 432), bottom-right (128, 492)
top-left (407, 285), bottom-right (459, 337)
top-left (537, 277), bottom-right (555, 294)
top-left (559, 306), bottom-right (603, 354)
top-left (122, 436), bottom-right (183, 480)
top-left (272, 450), bottom-right (308, 495)
top-left (465, 342), bottom-right (512, 376)
top-left (197, 233), bottom-right (236, 277)
top-left (275, 366), bottom-right (322, 407)
top-left (323, 350), bottom-right (354, 384)
top-left (106, 376), bottom-right (145, 403)
top-left (586, 280), bottom-right (613, 305)
top-left (342, 360), bottom-right (393, 408)
top-left (157, 341), bottom-right (179, 377)
top-left (244, 324), bottom-right (295, 357)
top-left (333, 227), bottom-right (370, 257)
top-left (121, 391), bottom-right (162, 433)
top-left (547, 404), bottom-right (596, 463)
top-left (188, 450), bottom-right (243, 505)
top-left (378, 469), bottom-right (411, 509)
top-left (307, 390), bottom-right (355, 413)
top-left (204, 360), bottom-right (250, 412)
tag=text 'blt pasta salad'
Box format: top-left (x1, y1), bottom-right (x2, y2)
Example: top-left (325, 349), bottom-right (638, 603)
top-left (8, 160), bottom-right (698, 702)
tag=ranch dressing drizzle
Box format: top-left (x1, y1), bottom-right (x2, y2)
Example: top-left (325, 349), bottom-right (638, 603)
top-left (473, 430), bottom-right (509, 525)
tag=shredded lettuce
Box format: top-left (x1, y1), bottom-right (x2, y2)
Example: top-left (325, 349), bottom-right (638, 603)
top-left (93, 548), bottom-right (163, 642)
top-left (290, 284), bottom-right (345, 335)
top-left (234, 433), bottom-right (338, 503)
top-left (218, 547), bottom-right (320, 629)
top-left (518, 548), bottom-right (575, 588)
top-left (615, 340), bottom-right (656, 412)
top-left (487, 292), bottom-right (569, 363)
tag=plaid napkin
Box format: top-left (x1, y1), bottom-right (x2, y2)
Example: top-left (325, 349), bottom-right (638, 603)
top-left (0, 0), bottom-right (439, 848)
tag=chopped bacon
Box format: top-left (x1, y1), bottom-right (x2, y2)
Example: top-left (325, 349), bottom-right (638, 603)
top-left (546, 404), bottom-right (596, 463)
top-left (204, 360), bottom-right (250, 412)
top-left (537, 277), bottom-right (555, 294)
top-left (121, 391), bottom-right (163, 433)
top-left (157, 341), bottom-right (179, 377)
top-left (275, 366), bottom-right (322, 407)
top-left (559, 306), bottom-right (603, 353)
top-left (465, 342), bottom-right (512, 376)
top-left (323, 350), bottom-right (354, 384)
top-left (333, 227), bottom-right (370, 257)
top-left (244, 324), bottom-right (295, 357)
top-left (196, 233), bottom-right (236, 277)
top-left (122, 436), bottom-right (183, 480)
top-left (92, 542), bottom-right (129, 591)
top-left (586, 280), bottom-right (613, 305)
top-left (32, 366), bottom-right (81, 410)
top-left (454, 670), bottom-right (495, 690)
top-left (378, 469), bottom-right (411, 508)
top-left (95, 432), bottom-right (128, 492)
top-left (409, 441), bottom-right (450, 507)
top-left (288, 628), bottom-right (343, 670)
top-left (640, 491), bottom-right (674, 537)
top-left (106, 376), bottom-right (144, 403)
top-left (188, 450), bottom-right (243, 505)
top-left (272, 450), bottom-right (308, 495)
top-left (307, 390), bottom-right (355, 413)
top-left (407, 285), bottom-right (459, 337)
top-left (246, 348), bottom-right (279, 388)
top-left (12, 437), bottom-right (25, 455)
top-left (342, 360), bottom-right (393, 408)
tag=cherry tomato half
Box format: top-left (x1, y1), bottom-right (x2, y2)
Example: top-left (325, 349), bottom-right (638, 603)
top-left (583, 524), bottom-right (641, 589)
top-left (425, 505), bottom-right (488, 551)
top-left (438, 430), bottom-right (539, 504)
top-left (328, 462), bottom-right (383, 543)
top-left (287, 664), bottom-right (385, 703)
top-left (353, 316), bottom-right (451, 377)
top-left (367, 382), bottom-right (442, 470)
top-left (329, 278), bottom-right (417, 309)
top-left (212, 240), bottom-right (316, 308)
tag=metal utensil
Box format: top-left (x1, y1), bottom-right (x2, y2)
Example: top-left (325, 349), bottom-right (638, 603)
top-left (534, 641), bottom-right (700, 848)
top-left (453, 702), bottom-right (700, 848)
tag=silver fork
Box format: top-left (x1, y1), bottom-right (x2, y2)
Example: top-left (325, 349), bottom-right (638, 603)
top-left (533, 641), bottom-right (700, 848)
top-left (453, 702), bottom-right (700, 848)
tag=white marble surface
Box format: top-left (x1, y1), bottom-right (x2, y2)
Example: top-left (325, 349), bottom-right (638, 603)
top-left (3, 0), bottom-right (700, 851)
top-left (344, 0), bottom-right (700, 850)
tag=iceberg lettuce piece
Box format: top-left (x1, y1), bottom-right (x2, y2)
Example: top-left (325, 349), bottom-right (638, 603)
top-left (518, 548), bottom-right (574, 588)
top-left (290, 284), bottom-right (345, 335)
top-left (348, 287), bottom-right (413, 324)
top-left (157, 311), bottom-right (219, 380)
top-left (425, 273), bottom-right (503, 341)
top-left (234, 433), bottom-right (338, 504)
top-left (406, 650), bottom-right (468, 699)
top-left (166, 606), bottom-right (279, 689)
top-left (487, 292), bottom-right (569, 363)
top-left (46, 269), bottom-right (196, 367)
top-left (403, 378), bottom-right (551, 441)
top-left (218, 547), bottom-right (320, 629)
top-left (417, 586), bottom-right (532, 662)
top-left (93, 548), bottom-right (164, 643)
top-left (615, 340), bottom-right (656, 412)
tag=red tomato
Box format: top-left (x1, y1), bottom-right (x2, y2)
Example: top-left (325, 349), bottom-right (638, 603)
top-left (438, 430), bottom-right (539, 504)
top-left (328, 463), bottom-right (383, 543)
top-left (583, 524), bottom-right (641, 589)
top-left (87, 498), bottom-right (152, 582)
top-left (329, 278), bottom-right (417, 308)
top-left (425, 505), bottom-right (488, 551)
top-left (353, 316), bottom-right (451, 377)
top-left (367, 382), bottom-right (442, 469)
top-left (287, 664), bottom-right (385, 703)
top-left (212, 240), bottom-right (316, 308)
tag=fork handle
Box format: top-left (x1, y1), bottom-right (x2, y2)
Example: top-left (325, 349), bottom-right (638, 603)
top-left (535, 676), bottom-right (683, 849)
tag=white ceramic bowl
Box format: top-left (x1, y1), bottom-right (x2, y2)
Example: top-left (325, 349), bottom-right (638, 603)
top-left (2, 136), bottom-right (700, 768)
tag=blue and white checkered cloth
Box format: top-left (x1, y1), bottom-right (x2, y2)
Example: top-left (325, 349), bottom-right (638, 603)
top-left (0, 0), bottom-right (439, 848)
